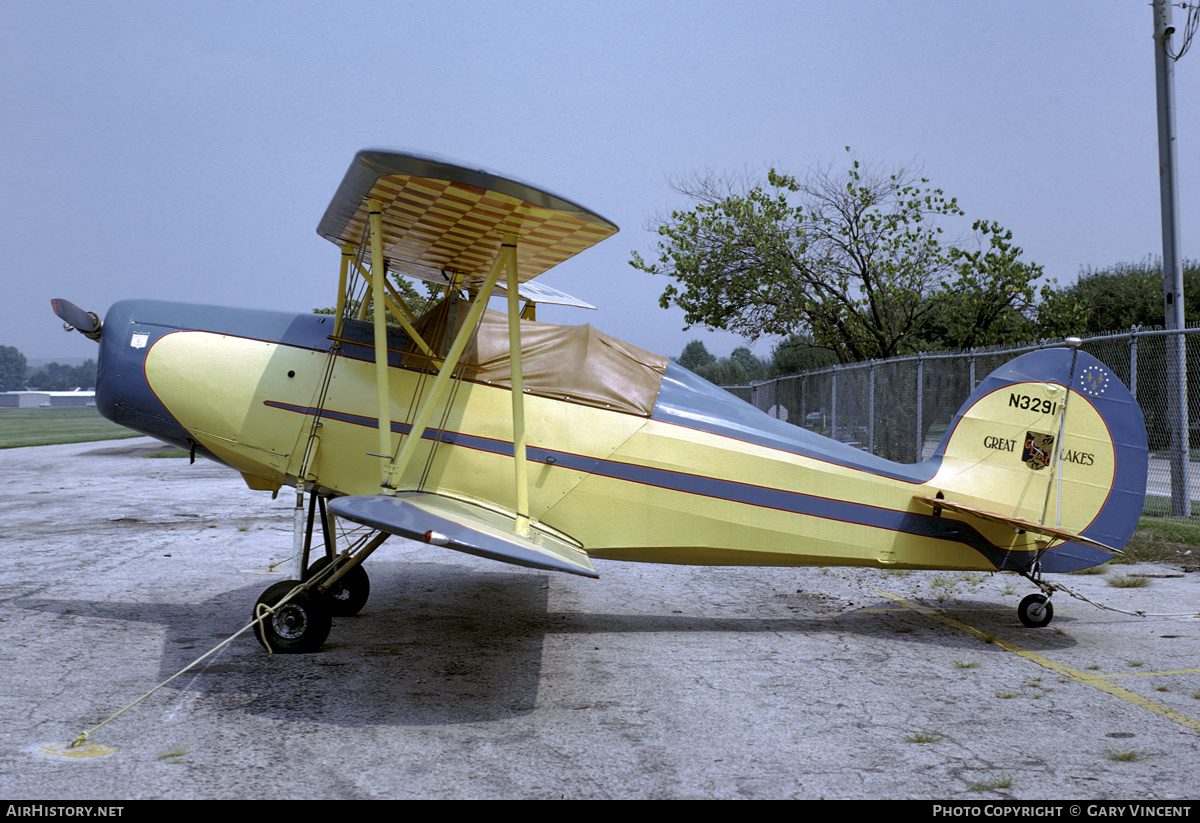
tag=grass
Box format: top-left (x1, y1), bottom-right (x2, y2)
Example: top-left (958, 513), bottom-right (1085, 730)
top-left (1107, 573), bottom-right (1151, 588)
top-left (967, 775), bottom-right (1013, 792)
top-left (0, 407), bottom-right (140, 449)
top-left (1119, 516), bottom-right (1200, 570)
top-left (1140, 493), bottom-right (1200, 519)
top-left (157, 747), bottom-right (190, 764)
top-left (145, 448), bottom-right (189, 458)
top-left (1104, 748), bottom-right (1144, 762)
top-left (903, 730), bottom-right (944, 744)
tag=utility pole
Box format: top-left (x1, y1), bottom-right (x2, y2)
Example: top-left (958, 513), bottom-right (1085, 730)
top-left (1153, 0), bottom-right (1190, 516)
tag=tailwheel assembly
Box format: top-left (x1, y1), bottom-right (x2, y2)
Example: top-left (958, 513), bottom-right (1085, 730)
top-left (1017, 592), bottom-right (1054, 628)
top-left (1016, 544), bottom-right (1057, 628)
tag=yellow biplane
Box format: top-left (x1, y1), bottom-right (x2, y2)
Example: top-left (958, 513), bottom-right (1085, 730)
top-left (52, 149), bottom-right (1148, 652)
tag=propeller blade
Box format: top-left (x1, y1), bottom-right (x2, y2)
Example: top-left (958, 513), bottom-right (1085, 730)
top-left (51, 298), bottom-right (102, 340)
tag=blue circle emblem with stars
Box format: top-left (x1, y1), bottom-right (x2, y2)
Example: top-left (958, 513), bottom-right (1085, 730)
top-left (1078, 364), bottom-right (1110, 397)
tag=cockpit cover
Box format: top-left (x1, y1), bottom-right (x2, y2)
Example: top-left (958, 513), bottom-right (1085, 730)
top-left (463, 310), bottom-right (668, 417)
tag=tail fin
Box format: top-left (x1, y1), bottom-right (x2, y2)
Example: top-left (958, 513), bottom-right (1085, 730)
top-left (929, 346), bottom-right (1147, 572)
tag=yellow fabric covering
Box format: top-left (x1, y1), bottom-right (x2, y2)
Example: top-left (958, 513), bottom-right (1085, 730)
top-left (463, 309), bottom-right (668, 417)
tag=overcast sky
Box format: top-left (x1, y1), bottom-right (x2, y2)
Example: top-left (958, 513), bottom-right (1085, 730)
top-left (3, 1), bottom-right (1196, 365)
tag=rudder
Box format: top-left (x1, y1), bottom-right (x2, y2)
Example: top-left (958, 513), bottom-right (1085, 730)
top-left (930, 346), bottom-right (1147, 572)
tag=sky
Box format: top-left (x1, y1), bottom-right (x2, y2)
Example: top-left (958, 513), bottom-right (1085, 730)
top-left (2, 1), bottom-right (1197, 365)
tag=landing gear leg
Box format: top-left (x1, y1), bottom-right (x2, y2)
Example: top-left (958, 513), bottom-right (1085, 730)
top-left (252, 492), bottom-right (387, 653)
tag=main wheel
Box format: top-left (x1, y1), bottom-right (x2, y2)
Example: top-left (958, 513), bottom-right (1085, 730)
top-left (307, 557), bottom-right (370, 617)
top-left (1017, 593), bottom-right (1054, 628)
top-left (254, 580), bottom-right (332, 653)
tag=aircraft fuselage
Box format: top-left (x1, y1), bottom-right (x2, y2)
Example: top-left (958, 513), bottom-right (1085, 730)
top-left (97, 299), bottom-right (1126, 575)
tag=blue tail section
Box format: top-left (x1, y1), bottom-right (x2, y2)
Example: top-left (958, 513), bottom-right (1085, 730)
top-left (934, 346), bottom-right (1148, 573)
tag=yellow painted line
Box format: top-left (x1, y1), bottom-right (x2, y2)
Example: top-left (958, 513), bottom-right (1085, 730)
top-left (1105, 669), bottom-right (1200, 678)
top-left (845, 574), bottom-right (1200, 734)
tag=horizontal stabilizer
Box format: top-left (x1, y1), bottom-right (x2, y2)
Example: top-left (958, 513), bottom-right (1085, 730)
top-left (328, 493), bottom-right (598, 578)
top-left (912, 495), bottom-right (1121, 555)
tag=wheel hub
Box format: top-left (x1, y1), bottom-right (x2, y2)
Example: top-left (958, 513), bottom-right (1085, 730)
top-left (273, 606), bottom-right (309, 639)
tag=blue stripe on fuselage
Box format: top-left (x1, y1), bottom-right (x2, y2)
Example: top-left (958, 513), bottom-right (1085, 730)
top-left (265, 398), bottom-right (1011, 566)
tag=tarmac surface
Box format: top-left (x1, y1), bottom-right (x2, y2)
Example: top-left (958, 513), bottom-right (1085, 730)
top-left (0, 437), bottom-right (1198, 801)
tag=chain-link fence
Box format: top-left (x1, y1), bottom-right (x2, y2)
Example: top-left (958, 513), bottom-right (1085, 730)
top-left (723, 327), bottom-right (1200, 520)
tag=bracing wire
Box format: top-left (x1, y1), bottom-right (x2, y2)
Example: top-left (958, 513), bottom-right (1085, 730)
top-left (1166, 2), bottom-right (1200, 60)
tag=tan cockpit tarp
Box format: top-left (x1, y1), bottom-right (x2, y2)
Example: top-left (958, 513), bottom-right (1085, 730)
top-left (461, 309), bottom-right (668, 417)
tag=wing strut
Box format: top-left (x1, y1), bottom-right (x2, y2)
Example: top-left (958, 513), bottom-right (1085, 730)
top-left (368, 200), bottom-right (394, 491)
top-left (378, 228), bottom-right (526, 522)
top-left (349, 255), bottom-right (436, 358)
top-left (504, 236), bottom-right (530, 535)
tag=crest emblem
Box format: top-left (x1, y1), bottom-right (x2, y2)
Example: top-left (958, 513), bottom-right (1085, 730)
top-left (1022, 431), bottom-right (1055, 470)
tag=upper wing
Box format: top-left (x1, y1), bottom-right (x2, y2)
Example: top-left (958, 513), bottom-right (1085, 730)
top-left (912, 495), bottom-right (1122, 554)
top-left (328, 492), bottom-right (598, 578)
top-left (316, 149), bottom-right (618, 291)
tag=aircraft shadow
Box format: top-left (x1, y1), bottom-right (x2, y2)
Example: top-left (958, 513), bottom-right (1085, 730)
top-left (12, 562), bottom-right (1079, 728)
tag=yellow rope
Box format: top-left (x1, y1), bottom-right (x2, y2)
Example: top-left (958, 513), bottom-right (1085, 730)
top-left (69, 581), bottom-right (309, 749)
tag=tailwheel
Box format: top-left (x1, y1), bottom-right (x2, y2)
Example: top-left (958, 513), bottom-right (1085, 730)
top-left (307, 556), bottom-right (370, 617)
top-left (1017, 592), bottom-right (1054, 628)
top-left (254, 580), bottom-right (332, 653)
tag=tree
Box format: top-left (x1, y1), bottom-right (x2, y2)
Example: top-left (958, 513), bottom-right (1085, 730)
top-left (677, 339), bottom-right (717, 371)
top-left (631, 151), bottom-right (1052, 362)
top-left (769, 335), bottom-right (838, 376)
top-left (314, 276), bottom-right (438, 323)
top-left (922, 220), bottom-right (1080, 349)
top-left (1049, 257), bottom-right (1200, 333)
top-left (674, 340), bottom-right (773, 384)
top-left (24, 359), bottom-right (97, 391)
top-left (728, 346), bottom-right (766, 383)
top-left (0, 345), bottom-right (26, 391)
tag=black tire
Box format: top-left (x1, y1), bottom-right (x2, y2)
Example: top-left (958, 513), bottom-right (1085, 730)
top-left (1017, 593), bottom-right (1054, 628)
top-left (254, 580), bottom-right (332, 653)
top-left (307, 557), bottom-right (370, 617)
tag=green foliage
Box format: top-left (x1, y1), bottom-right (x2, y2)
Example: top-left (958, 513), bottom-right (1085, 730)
top-left (769, 335), bottom-right (838, 375)
top-left (315, 276), bottom-right (437, 323)
top-left (923, 220), bottom-right (1068, 349)
top-left (1051, 257), bottom-right (1200, 333)
top-left (677, 339), bottom-right (716, 371)
top-left (25, 359), bottom-right (97, 391)
top-left (0, 345), bottom-right (26, 391)
top-left (677, 340), bottom-right (770, 385)
top-left (633, 150), bottom-right (1056, 363)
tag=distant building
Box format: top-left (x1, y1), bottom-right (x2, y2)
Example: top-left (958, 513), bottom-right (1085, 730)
top-left (0, 389), bottom-right (96, 408)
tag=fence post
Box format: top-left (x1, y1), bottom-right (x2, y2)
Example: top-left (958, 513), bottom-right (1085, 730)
top-left (868, 362), bottom-right (875, 453)
top-left (1129, 326), bottom-right (1139, 399)
top-left (916, 353), bottom-right (925, 460)
top-left (831, 368), bottom-right (838, 440)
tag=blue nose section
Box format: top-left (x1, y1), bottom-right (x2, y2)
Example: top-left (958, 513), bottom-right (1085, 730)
top-left (93, 299), bottom-right (339, 461)
top-left (96, 300), bottom-right (198, 453)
